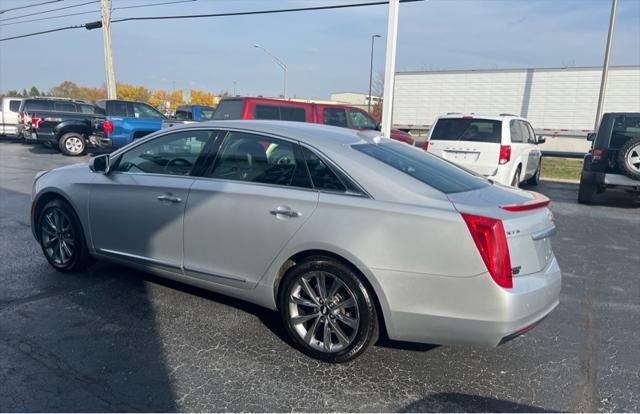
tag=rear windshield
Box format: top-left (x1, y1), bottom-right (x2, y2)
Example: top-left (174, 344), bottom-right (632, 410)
top-left (24, 100), bottom-right (53, 111)
top-left (353, 141), bottom-right (490, 194)
top-left (213, 100), bottom-right (243, 120)
top-left (175, 110), bottom-right (192, 120)
top-left (430, 118), bottom-right (502, 143)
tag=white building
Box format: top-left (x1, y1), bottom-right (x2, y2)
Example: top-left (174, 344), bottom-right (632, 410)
top-left (392, 65), bottom-right (640, 135)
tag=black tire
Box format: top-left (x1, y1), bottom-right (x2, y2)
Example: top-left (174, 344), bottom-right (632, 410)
top-left (279, 256), bottom-right (378, 363)
top-left (578, 172), bottom-right (597, 204)
top-left (37, 199), bottom-right (92, 273)
top-left (511, 166), bottom-right (522, 188)
top-left (58, 132), bottom-right (86, 156)
top-left (527, 162), bottom-right (542, 186)
top-left (616, 137), bottom-right (640, 180)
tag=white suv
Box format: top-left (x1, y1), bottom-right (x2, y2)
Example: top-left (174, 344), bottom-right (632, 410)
top-left (423, 114), bottom-right (545, 187)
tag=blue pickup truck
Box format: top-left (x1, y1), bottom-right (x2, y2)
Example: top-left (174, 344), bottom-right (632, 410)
top-left (162, 105), bottom-right (217, 129)
top-left (95, 99), bottom-right (166, 148)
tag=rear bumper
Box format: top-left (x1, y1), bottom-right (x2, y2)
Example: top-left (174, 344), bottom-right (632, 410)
top-left (374, 256), bottom-right (561, 347)
top-left (583, 170), bottom-right (640, 190)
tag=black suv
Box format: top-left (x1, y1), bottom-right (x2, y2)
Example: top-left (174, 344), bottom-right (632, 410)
top-left (578, 112), bottom-right (640, 204)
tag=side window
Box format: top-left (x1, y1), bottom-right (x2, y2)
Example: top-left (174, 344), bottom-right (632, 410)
top-left (524, 122), bottom-right (536, 143)
top-left (254, 105), bottom-right (280, 120)
top-left (301, 147), bottom-right (347, 192)
top-left (323, 108), bottom-right (348, 128)
top-left (79, 104), bottom-right (96, 114)
top-left (611, 116), bottom-right (640, 148)
top-left (54, 102), bottom-right (76, 112)
top-left (9, 100), bottom-right (21, 112)
top-left (208, 132), bottom-right (311, 188)
top-left (133, 103), bottom-right (164, 119)
top-left (27, 100), bottom-right (53, 111)
top-left (349, 110), bottom-right (377, 130)
top-left (110, 101), bottom-right (129, 117)
top-left (280, 106), bottom-right (306, 122)
top-left (175, 110), bottom-right (192, 120)
top-left (509, 120), bottom-right (524, 143)
top-left (113, 130), bottom-right (212, 176)
top-left (199, 108), bottom-right (215, 120)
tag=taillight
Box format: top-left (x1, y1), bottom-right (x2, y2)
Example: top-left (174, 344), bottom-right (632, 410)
top-left (461, 213), bottom-right (513, 288)
top-left (592, 148), bottom-right (604, 162)
top-left (21, 112), bottom-right (25, 124)
top-left (31, 117), bottom-right (42, 129)
top-left (103, 120), bottom-right (113, 135)
top-left (421, 141), bottom-right (429, 151)
top-left (499, 145), bottom-right (511, 165)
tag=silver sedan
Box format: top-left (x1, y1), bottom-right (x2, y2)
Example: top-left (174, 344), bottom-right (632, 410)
top-left (31, 120), bottom-right (561, 362)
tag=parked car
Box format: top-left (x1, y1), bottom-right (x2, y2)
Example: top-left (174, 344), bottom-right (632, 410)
top-left (31, 120), bottom-right (561, 362)
top-left (162, 104), bottom-right (217, 129)
top-left (578, 112), bottom-right (640, 204)
top-left (22, 102), bottom-right (108, 156)
top-left (0, 97), bottom-right (23, 137)
top-left (18, 98), bottom-right (97, 143)
top-left (423, 113), bottom-right (545, 187)
top-left (95, 99), bottom-right (166, 148)
top-left (212, 96), bottom-right (414, 145)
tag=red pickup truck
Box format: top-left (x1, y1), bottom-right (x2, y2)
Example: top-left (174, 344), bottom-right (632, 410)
top-left (212, 97), bottom-right (414, 145)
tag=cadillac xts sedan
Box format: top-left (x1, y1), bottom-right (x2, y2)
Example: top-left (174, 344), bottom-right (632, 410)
top-left (31, 120), bottom-right (561, 362)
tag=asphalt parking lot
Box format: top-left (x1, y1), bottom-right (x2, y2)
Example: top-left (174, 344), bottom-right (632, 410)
top-left (0, 139), bottom-right (638, 412)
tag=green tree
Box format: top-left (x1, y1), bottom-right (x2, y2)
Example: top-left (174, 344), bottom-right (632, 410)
top-left (5, 90), bottom-right (20, 97)
top-left (29, 86), bottom-right (40, 96)
top-left (21, 88), bottom-right (28, 97)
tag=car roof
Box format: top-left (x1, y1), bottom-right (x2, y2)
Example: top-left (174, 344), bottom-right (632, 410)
top-left (169, 119), bottom-right (368, 149)
top-left (436, 113), bottom-right (528, 122)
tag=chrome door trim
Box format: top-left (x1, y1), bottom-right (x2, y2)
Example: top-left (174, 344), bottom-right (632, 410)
top-left (531, 225), bottom-right (557, 241)
top-left (98, 248), bottom-right (182, 270)
top-left (183, 265), bottom-right (247, 283)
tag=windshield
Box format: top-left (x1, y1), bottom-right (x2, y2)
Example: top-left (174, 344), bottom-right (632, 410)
top-left (430, 118), bottom-right (502, 143)
top-left (213, 100), bottom-right (243, 120)
top-left (353, 140), bottom-right (490, 194)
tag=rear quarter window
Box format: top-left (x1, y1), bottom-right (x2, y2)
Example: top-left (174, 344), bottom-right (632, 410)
top-left (431, 118), bottom-right (502, 143)
top-left (354, 141), bottom-right (490, 194)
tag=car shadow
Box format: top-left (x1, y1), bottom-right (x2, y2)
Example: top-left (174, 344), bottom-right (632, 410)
top-left (532, 180), bottom-right (640, 209)
top-left (400, 392), bottom-right (558, 413)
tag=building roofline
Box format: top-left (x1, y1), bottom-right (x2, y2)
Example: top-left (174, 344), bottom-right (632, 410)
top-left (396, 65), bottom-right (640, 76)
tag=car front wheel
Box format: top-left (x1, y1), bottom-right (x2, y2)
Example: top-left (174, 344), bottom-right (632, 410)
top-left (38, 199), bottom-right (92, 272)
top-left (279, 256), bottom-right (378, 363)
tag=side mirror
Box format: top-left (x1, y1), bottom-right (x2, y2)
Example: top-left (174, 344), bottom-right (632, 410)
top-left (89, 154), bottom-right (110, 174)
top-left (536, 135), bottom-right (546, 144)
top-left (587, 132), bottom-right (596, 141)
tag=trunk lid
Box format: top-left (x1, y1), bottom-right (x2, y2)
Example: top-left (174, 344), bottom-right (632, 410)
top-left (448, 185), bottom-right (555, 277)
top-left (428, 140), bottom-right (500, 176)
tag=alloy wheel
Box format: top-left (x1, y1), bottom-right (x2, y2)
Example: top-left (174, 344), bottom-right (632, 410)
top-left (288, 271), bottom-right (360, 353)
top-left (65, 137), bottom-right (84, 155)
top-left (626, 144), bottom-right (640, 173)
top-left (41, 208), bottom-right (75, 266)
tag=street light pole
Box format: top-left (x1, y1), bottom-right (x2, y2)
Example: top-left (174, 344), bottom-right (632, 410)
top-left (381, 0), bottom-right (399, 138)
top-left (594, 0), bottom-right (617, 131)
top-left (254, 44), bottom-right (288, 98)
top-left (368, 34), bottom-right (381, 113)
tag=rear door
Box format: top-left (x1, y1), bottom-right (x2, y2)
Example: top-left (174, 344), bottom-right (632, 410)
top-left (183, 130), bottom-right (318, 287)
top-left (509, 120), bottom-right (531, 176)
top-left (428, 118), bottom-right (502, 176)
top-left (523, 122), bottom-right (542, 178)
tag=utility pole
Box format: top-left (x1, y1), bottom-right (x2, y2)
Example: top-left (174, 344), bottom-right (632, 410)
top-left (594, 0), bottom-right (617, 131)
top-left (254, 44), bottom-right (287, 99)
top-left (368, 34), bottom-right (381, 113)
top-left (101, 0), bottom-right (117, 99)
top-left (381, 0), bottom-right (399, 138)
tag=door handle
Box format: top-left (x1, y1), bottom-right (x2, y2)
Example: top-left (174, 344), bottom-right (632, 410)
top-left (157, 194), bottom-right (182, 203)
top-left (270, 207), bottom-right (301, 218)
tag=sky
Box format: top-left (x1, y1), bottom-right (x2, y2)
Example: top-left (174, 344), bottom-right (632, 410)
top-left (0, 0), bottom-right (639, 99)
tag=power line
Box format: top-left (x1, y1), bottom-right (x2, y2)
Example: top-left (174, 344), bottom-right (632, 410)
top-left (0, 0), bottom-right (423, 42)
top-left (0, 0), bottom-right (197, 27)
top-left (110, 0), bottom-right (422, 23)
top-left (0, 1), bottom-right (99, 22)
top-left (0, 0), bottom-right (62, 15)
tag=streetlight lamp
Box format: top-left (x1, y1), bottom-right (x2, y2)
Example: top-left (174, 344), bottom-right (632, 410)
top-left (254, 44), bottom-right (288, 99)
top-left (368, 34), bottom-right (381, 113)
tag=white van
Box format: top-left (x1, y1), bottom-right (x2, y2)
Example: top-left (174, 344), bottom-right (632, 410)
top-left (0, 97), bottom-right (24, 137)
top-left (424, 113), bottom-right (545, 187)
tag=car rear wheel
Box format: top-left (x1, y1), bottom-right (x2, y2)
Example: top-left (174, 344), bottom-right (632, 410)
top-left (511, 167), bottom-right (521, 188)
top-left (279, 256), bottom-right (378, 363)
top-left (59, 132), bottom-right (86, 156)
top-left (527, 162), bottom-right (542, 186)
top-left (38, 199), bottom-right (92, 272)
top-left (617, 137), bottom-right (640, 180)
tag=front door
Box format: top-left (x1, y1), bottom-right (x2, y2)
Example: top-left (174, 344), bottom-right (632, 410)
top-left (89, 129), bottom-right (213, 270)
top-left (183, 130), bottom-right (318, 287)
